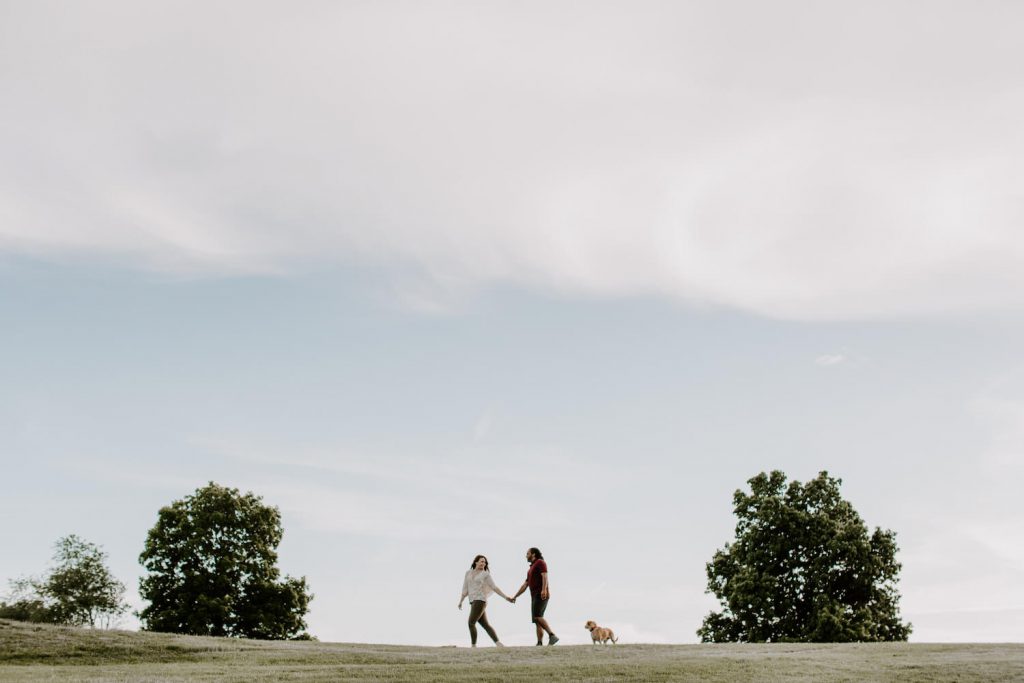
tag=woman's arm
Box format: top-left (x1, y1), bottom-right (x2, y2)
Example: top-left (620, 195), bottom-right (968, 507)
top-left (489, 574), bottom-right (516, 602)
top-left (459, 572), bottom-right (469, 609)
top-left (485, 574), bottom-right (513, 601)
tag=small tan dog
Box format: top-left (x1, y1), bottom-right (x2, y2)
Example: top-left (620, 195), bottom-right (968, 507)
top-left (584, 620), bottom-right (618, 644)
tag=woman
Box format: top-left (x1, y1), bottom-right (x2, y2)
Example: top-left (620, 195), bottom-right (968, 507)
top-left (458, 554), bottom-right (513, 647)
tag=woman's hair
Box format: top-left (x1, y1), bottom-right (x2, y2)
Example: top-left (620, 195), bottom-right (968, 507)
top-left (529, 547), bottom-right (543, 560)
top-left (470, 554), bottom-right (489, 571)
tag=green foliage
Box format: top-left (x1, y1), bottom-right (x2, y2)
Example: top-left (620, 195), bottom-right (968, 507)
top-left (1, 536), bottom-right (127, 628)
top-left (138, 482), bottom-right (313, 639)
top-left (45, 536), bottom-right (129, 628)
top-left (1, 577), bottom-right (57, 624)
top-left (0, 598), bottom-right (58, 624)
top-left (699, 471), bottom-right (911, 643)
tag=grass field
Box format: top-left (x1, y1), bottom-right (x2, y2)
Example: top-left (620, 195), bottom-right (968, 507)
top-left (2, 619), bottom-right (1022, 682)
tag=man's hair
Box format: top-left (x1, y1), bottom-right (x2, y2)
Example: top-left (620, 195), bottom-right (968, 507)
top-left (529, 547), bottom-right (543, 560)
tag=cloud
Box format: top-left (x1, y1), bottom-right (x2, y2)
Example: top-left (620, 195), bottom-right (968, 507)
top-left (3, 2), bottom-right (1024, 319)
top-left (896, 377), bottom-right (1024, 640)
top-left (971, 393), bottom-right (1024, 472)
top-left (186, 436), bottom-right (638, 540)
top-left (49, 433), bottom-right (648, 542)
top-left (472, 412), bottom-right (493, 442)
top-left (814, 354), bottom-right (846, 367)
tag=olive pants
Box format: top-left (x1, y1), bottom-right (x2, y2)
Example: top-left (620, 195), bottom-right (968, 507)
top-left (468, 600), bottom-right (499, 645)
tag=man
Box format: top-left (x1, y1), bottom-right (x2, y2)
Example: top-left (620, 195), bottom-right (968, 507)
top-left (512, 547), bottom-right (559, 645)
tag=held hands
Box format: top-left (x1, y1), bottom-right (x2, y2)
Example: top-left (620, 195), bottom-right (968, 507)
top-left (506, 596), bottom-right (515, 603)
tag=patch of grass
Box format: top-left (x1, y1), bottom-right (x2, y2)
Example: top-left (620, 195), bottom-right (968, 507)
top-left (1, 619), bottom-right (1022, 681)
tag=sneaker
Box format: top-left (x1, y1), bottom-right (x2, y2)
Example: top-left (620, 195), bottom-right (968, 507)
top-left (495, 642), bottom-right (505, 647)
top-left (548, 635), bottom-right (560, 646)
top-left (535, 641), bottom-right (544, 646)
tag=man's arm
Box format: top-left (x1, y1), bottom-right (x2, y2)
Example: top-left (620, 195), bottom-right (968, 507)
top-left (485, 574), bottom-right (513, 602)
top-left (512, 581), bottom-right (529, 600)
top-left (541, 572), bottom-right (549, 600)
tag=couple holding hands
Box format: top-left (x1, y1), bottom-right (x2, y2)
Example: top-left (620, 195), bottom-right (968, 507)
top-left (458, 547), bottom-right (559, 647)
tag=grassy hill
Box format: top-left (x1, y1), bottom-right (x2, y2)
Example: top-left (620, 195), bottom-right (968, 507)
top-left (2, 619), bottom-right (1022, 682)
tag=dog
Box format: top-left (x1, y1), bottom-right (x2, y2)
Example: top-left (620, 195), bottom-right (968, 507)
top-left (584, 620), bottom-right (618, 644)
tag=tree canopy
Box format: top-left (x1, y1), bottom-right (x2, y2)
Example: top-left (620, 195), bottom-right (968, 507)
top-left (0, 535), bottom-right (127, 628)
top-left (699, 470), bottom-right (911, 643)
top-left (138, 482), bottom-right (312, 639)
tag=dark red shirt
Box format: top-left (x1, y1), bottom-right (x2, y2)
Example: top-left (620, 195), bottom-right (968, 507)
top-left (526, 558), bottom-right (548, 596)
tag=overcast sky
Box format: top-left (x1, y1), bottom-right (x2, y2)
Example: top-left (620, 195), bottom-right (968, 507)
top-left (2, 1), bottom-right (1023, 644)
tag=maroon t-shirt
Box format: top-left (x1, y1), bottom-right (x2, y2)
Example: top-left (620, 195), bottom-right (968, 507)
top-left (526, 558), bottom-right (548, 596)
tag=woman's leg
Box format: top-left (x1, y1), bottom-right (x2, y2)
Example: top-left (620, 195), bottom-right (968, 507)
top-left (467, 600), bottom-right (486, 645)
top-left (476, 606), bottom-right (500, 643)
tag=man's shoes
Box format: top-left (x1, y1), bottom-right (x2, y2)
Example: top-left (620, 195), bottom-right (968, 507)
top-left (548, 635), bottom-right (560, 646)
top-left (535, 642), bottom-right (543, 646)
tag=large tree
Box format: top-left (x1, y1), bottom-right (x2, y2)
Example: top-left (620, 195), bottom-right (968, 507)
top-left (0, 535), bottom-right (127, 628)
top-left (699, 470), bottom-right (911, 643)
top-left (138, 482), bottom-right (312, 639)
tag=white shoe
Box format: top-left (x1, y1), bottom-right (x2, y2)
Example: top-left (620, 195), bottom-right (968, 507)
top-left (495, 642), bottom-right (505, 647)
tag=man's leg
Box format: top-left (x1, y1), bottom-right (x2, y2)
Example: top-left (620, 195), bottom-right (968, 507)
top-left (531, 597), bottom-right (545, 644)
top-left (532, 596), bottom-right (558, 644)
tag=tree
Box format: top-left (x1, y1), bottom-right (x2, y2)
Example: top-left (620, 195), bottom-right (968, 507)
top-left (138, 482), bottom-right (312, 639)
top-left (699, 471), bottom-right (911, 643)
top-left (0, 536), bottom-right (128, 628)
top-left (44, 535), bottom-right (129, 628)
top-left (0, 577), bottom-right (59, 624)
top-left (0, 596), bottom-right (57, 623)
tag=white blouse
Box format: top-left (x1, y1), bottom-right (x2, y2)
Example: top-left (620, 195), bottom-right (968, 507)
top-left (462, 569), bottom-right (497, 602)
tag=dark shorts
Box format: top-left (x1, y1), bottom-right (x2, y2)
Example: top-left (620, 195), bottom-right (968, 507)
top-left (531, 595), bottom-right (548, 622)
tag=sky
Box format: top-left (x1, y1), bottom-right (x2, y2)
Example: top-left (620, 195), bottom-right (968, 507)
top-left (2, 0), bottom-right (1023, 645)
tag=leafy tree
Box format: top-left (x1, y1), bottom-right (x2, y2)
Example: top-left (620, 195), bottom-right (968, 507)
top-left (138, 482), bottom-right (312, 639)
top-left (0, 577), bottom-right (59, 624)
top-left (44, 535), bottom-right (129, 628)
top-left (699, 471), bottom-right (911, 643)
top-left (0, 597), bottom-right (57, 623)
top-left (0, 536), bottom-right (127, 628)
